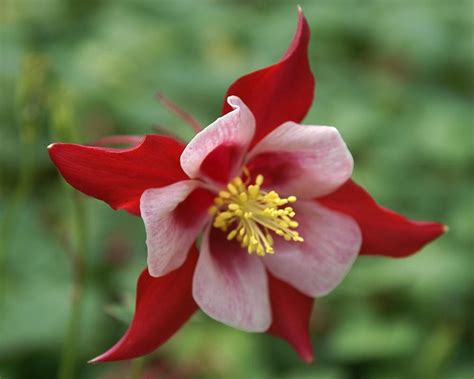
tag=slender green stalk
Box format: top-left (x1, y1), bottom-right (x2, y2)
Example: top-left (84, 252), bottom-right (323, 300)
top-left (412, 322), bottom-right (461, 378)
top-left (0, 141), bottom-right (35, 304)
top-left (49, 86), bottom-right (88, 379)
top-left (57, 190), bottom-right (87, 379)
top-left (0, 54), bottom-right (45, 305)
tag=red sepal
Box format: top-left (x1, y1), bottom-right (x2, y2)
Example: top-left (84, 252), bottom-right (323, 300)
top-left (267, 274), bottom-right (314, 363)
top-left (90, 246), bottom-right (199, 363)
top-left (48, 135), bottom-right (187, 216)
top-left (318, 179), bottom-right (446, 257)
top-left (222, 8), bottom-right (315, 147)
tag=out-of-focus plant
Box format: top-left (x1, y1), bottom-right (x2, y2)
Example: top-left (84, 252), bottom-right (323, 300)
top-left (0, 1), bottom-right (472, 379)
top-left (0, 54), bottom-right (49, 301)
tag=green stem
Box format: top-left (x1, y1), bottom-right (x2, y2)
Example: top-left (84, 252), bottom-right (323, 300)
top-left (57, 191), bottom-right (88, 379)
top-left (0, 152), bottom-right (34, 304)
top-left (1, 54), bottom-right (46, 305)
top-left (47, 83), bottom-right (87, 379)
top-left (0, 129), bottom-right (36, 307)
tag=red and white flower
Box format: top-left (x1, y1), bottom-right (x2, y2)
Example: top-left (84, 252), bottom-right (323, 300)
top-left (48, 9), bottom-right (445, 363)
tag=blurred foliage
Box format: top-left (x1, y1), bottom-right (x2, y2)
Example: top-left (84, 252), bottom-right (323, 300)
top-left (1, 0), bottom-right (473, 378)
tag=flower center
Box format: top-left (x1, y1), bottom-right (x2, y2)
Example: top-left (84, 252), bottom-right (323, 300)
top-left (209, 170), bottom-right (303, 256)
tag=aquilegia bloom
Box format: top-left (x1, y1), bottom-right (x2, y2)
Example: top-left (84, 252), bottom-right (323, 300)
top-left (48, 9), bottom-right (445, 363)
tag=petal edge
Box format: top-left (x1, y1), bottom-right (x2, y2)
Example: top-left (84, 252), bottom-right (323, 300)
top-left (49, 135), bottom-right (187, 216)
top-left (267, 273), bottom-right (314, 363)
top-left (181, 96), bottom-right (255, 184)
top-left (222, 8), bottom-right (314, 147)
top-left (89, 246), bottom-right (199, 363)
top-left (318, 179), bottom-right (446, 257)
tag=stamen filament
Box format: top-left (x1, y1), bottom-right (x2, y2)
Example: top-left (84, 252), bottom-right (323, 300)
top-left (210, 172), bottom-right (303, 256)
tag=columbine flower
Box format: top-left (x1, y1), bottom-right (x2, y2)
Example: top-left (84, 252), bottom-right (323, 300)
top-left (48, 9), bottom-right (445, 363)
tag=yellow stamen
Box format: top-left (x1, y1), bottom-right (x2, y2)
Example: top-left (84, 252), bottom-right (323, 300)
top-left (209, 173), bottom-right (303, 256)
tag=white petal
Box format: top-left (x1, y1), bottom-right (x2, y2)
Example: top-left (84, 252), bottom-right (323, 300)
top-left (193, 225), bottom-right (271, 332)
top-left (263, 200), bottom-right (361, 297)
top-left (247, 122), bottom-right (353, 198)
top-left (141, 180), bottom-right (212, 277)
top-left (180, 96), bottom-right (255, 184)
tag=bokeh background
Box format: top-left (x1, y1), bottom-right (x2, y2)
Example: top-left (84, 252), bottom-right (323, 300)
top-left (1, 1), bottom-right (473, 378)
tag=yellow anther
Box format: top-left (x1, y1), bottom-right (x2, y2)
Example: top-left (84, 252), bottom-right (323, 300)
top-left (233, 177), bottom-right (243, 186)
top-left (227, 230), bottom-right (238, 240)
top-left (279, 221), bottom-right (289, 228)
top-left (248, 185), bottom-right (260, 198)
top-left (219, 191), bottom-right (231, 199)
top-left (228, 203), bottom-right (240, 211)
top-left (218, 211), bottom-right (233, 220)
top-left (227, 183), bottom-right (238, 195)
top-left (209, 172), bottom-right (303, 256)
top-left (266, 191), bottom-right (278, 200)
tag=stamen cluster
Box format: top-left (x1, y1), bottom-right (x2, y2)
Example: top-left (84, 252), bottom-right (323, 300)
top-left (209, 171), bottom-right (303, 256)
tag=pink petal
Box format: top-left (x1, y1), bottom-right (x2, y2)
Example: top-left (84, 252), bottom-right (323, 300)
top-left (222, 8), bottom-right (314, 148)
top-left (89, 247), bottom-right (198, 363)
top-left (247, 123), bottom-right (353, 198)
top-left (263, 200), bottom-right (361, 297)
top-left (193, 225), bottom-right (271, 332)
top-left (267, 274), bottom-right (314, 363)
top-left (180, 96), bottom-right (255, 184)
top-left (318, 179), bottom-right (447, 257)
top-left (141, 181), bottom-right (214, 277)
top-left (48, 135), bottom-right (187, 216)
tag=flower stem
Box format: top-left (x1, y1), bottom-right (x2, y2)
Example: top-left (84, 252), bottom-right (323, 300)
top-left (0, 144), bottom-right (35, 304)
top-left (57, 190), bottom-right (88, 379)
top-left (48, 85), bottom-right (89, 379)
top-left (0, 54), bottom-right (45, 306)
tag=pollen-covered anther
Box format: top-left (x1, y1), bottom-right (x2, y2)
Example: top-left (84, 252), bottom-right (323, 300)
top-left (209, 173), bottom-right (303, 256)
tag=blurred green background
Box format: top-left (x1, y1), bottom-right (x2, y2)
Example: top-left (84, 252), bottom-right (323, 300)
top-left (1, 0), bottom-right (473, 378)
